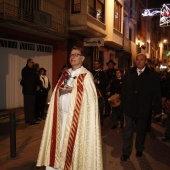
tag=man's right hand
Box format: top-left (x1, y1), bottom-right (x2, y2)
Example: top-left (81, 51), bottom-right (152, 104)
top-left (59, 85), bottom-right (72, 95)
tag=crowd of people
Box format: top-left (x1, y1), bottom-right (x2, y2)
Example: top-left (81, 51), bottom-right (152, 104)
top-left (20, 58), bottom-right (51, 125)
top-left (20, 47), bottom-right (170, 169)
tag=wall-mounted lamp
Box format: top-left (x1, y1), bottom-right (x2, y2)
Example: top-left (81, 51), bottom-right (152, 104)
top-left (136, 39), bottom-right (145, 47)
top-left (137, 40), bottom-right (141, 45)
top-left (163, 39), bottom-right (167, 43)
top-left (136, 39), bottom-right (146, 53)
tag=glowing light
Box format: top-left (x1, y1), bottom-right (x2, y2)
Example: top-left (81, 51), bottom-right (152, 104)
top-left (141, 4), bottom-right (170, 27)
top-left (142, 9), bottom-right (160, 17)
top-left (160, 65), bottom-right (167, 69)
top-left (160, 4), bottom-right (170, 27)
top-left (163, 39), bottom-right (167, 43)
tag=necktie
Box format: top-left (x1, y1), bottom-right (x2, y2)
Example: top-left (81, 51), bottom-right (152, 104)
top-left (139, 70), bottom-right (142, 75)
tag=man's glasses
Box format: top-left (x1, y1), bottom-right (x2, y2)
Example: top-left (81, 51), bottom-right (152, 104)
top-left (69, 53), bottom-right (82, 57)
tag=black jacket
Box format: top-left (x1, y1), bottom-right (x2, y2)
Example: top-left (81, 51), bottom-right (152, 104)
top-left (109, 78), bottom-right (123, 95)
top-left (92, 70), bottom-right (108, 97)
top-left (162, 77), bottom-right (170, 100)
top-left (121, 66), bottom-right (162, 118)
top-left (21, 65), bottom-right (40, 95)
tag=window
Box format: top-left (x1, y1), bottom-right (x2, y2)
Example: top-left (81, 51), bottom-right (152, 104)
top-left (71, 0), bottom-right (81, 14)
top-left (88, 0), bottom-right (105, 23)
top-left (0, 39), bottom-right (17, 49)
top-left (114, 0), bottom-right (122, 32)
top-left (18, 0), bottom-right (40, 22)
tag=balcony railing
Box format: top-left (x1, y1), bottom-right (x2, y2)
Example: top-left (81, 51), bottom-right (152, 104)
top-left (0, 2), bottom-right (67, 36)
top-left (88, 5), bottom-right (104, 23)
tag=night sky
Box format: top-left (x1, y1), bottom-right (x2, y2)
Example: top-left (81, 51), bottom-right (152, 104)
top-left (148, 0), bottom-right (170, 8)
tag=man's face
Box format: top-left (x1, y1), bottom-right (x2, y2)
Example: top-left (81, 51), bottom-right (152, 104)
top-left (40, 70), bottom-right (45, 75)
top-left (69, 49), bottom-right (85, 68)
top-left (136, 54), bottom-right (146, 69)
top-left (116, 70), bottom-right (122, 78)
top-left (28, 59), bottom-right (34, 68)
top-left (108, 63), bottom-right (114, 69)
top-left (94, 61), bottom-right (101, 69)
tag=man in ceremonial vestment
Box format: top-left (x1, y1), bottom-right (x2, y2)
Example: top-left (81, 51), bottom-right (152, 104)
top-left (36, 46), bottom-right (103, 170)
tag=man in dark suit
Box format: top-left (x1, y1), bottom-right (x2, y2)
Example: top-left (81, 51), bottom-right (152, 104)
top-left (92, 60), bottom-right (108, 125)
top-left (120, 53), bottom-right (162, 161)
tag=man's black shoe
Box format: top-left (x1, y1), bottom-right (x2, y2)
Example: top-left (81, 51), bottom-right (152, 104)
top-left (37, 117), bottom-right (42, 121)
top-left (162, 136), bottom-right (170, 142)
top-left (120, 154), bottom-right (129, 161)
top-left (29, 121), bottom-right (39, 125)
top-left (136, 151), bottom-right (142, 157)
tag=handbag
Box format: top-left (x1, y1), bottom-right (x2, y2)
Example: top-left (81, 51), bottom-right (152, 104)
top-left (108, 94), bottom-right (121, 107)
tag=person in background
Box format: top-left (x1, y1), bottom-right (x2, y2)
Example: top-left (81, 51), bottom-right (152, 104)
top-left (146, 58), bottom-right (155, 70)
top-left (120, 53), bottom-right (162, 161)
top-left (105, 59), bottom-right (117, 117)
top-left (146, 58), bottom-right (155, 132)
top-left (92, 60), bottom-right (108, 125)
top-left (37, 46), bottom-right (103, 170)
top-left (35, 68), bottom-right (51, 121)
top-left (108, 69), bottom-right (124, 129)
top-left (58, 64), bottom-right (68, 80)
top-left (21, 58), bottom-right (40, 125)
top-left (34, 63), bottom-right (40, 73)
top-left (161, 72), bottom-right (170, 142)
top-left (34, 62), bottom-right (41, 122)
top-left (105, 59), bottom-right (116, 83)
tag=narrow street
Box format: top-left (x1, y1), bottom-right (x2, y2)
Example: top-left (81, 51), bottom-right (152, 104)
top-left (0, 108), bottom-right (170, 170)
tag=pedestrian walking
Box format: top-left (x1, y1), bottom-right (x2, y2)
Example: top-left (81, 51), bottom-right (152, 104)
top-left (120, 53), bottom-right (162, 161)
top-left (36, 46), bottom-right (103, 170)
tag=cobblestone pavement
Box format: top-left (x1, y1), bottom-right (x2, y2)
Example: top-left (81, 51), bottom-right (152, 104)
top-left (0, 108), bottom-right (170, 170)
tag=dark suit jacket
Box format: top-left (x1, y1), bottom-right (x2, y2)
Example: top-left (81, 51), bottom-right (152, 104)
top-left (92, 70), bottom-right (108, 97)
top-left (121, 66), bottom-right (162, 118)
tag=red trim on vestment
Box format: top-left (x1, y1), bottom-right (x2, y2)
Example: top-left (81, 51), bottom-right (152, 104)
top-left (64, 73), bottom-right (86, 170)
top-left (49, 76), bottom-right (65, 167)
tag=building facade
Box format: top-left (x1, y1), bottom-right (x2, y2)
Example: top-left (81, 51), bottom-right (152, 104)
top-left (0, 0), bottom-right (153, 109)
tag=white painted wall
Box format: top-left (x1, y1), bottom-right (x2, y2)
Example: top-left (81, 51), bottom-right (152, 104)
top-left (0, 39), bottom-right (52, 109)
